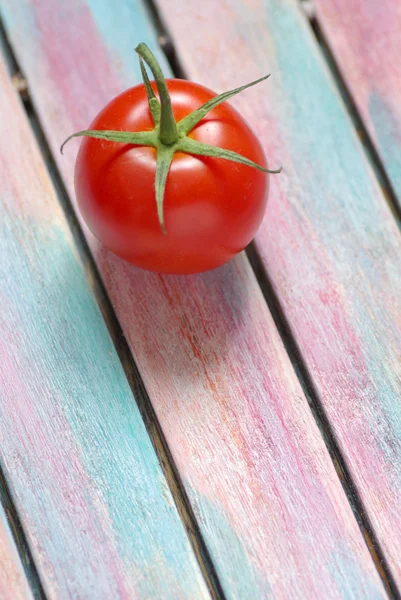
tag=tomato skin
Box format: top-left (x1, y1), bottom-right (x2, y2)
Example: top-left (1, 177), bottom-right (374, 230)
top-left (75, 79), bottom-right (268, 274)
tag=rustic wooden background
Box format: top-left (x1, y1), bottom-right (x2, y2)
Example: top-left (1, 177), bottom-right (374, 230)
top-left (0, 0), bottom-right (400, 598)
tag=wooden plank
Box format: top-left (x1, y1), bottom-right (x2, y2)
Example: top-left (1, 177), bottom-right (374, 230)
top-left (314, 0), bottom-right (401, 207)
top-left (149, 0), bottom-right (401, 589)
top-left (0, 55), bottom-right (210, 600)
top-left (0, 507), bottom-right (33, 600)
top-left (0, 1), bottom-right (390, 598)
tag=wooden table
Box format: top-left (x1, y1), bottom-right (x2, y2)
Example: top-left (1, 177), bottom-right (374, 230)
top-left (1, 1), bottom-right (400, 598)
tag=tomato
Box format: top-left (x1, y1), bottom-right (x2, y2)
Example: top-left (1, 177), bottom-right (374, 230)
top-left (64, 43), bottom-right (280, 274)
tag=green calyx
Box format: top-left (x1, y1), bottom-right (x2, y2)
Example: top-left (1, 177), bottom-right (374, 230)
top-left (61, 42), bottom-right (281, 233)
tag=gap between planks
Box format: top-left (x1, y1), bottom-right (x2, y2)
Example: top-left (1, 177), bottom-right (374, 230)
top-left (2, 3), bottom-right (398, 597)
top-left (0, 19), bottom-right (225, 600)
top-left (142, 0), bottom-right (401, 597)
top-left (0, 470), bottom-right (46, 600)
top-left (246, 245), bottom-right (400, 600)
top-left (282, 9), bottom-right (401, 593)
top-left (267, 5), bottom-right (401, 594)
top-left (0, 24), bottom-right (46, 600)
top-left (298, 0), bottom-right (401, 232)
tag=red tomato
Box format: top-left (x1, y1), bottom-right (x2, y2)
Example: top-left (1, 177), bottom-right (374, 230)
top-left (74, 79), bottom-right (268, 274)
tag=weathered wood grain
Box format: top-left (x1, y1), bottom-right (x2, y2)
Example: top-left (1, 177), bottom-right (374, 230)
top-left (314, 0), bottom-right (401, 208)
top-left (0, 1), bottom-right (391, 598)
top-left (151, 0), bottom-right (401, 589)
top-left (0, 507), bottom-right (33, 600)
top-left (0, 54), bottom-right (210, 599)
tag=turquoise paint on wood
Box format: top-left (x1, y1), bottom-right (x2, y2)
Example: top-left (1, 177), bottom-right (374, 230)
top-left (0, 55), bottom-right (209, 600)
top-left (0, 1), bottom-right (391, 597)
top-left (155, 0), bottom-right (401, 589)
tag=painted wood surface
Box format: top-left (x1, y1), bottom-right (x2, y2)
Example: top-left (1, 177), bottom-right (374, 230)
top-left (152, 0), bottom-right (401, 589)
top-left (0, 1), bottom-right (390, 598)
top-left (314, 0), bottom-right (401, 207)
top-left (0, 507), bottom-right (33, 600)
top-left (0, 55), bottom-right (210, 600)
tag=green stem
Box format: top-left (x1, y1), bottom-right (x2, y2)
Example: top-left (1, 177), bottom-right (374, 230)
top-left (135, 43), bottom-right (178, 145)
top-left (60, 129), bottom-right (157, 154)
top-left (139, 58), bottom-right (161, 126)
top-left (62, 44), bottom-right (282, 234)
top-left (178, 74), bottom-right (270, 136)
top-left (155, 145), bottom-right (174, 234)
top-left (177, 137), bottom-right (282, 173)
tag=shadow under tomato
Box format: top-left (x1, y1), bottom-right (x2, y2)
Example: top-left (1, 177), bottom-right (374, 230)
top-left (93, 242), bottom-right (257, 385)
top-left (159, 257), bottom-right (252, 360)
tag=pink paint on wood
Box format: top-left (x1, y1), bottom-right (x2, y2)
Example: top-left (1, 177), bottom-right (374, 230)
top-left (152, 0), bottom-right (401, 588)
top-left (1, 0), bottom-right (391, 596)
top-left (0, 51), bottom-right (210, 600)
top-left (0, 511), bottom-right (33, 600)
top-left (314, 0), bottom-right (401, 202)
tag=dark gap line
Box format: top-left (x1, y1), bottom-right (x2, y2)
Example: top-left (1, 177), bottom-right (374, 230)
top-left (246, 245), bottom-right (399, 599)
top-left (142, 0), bottom-right (186, 79)
top-left (0, 470), bottom-right (47, 599)
top-left (0, 17), bottom-right (18, 73)
top-left (0, 18), bottom-right (224, 600)
top-left (0, 19), bottom-right (48, 600)
top-left (4, 0), bottom-right (397, 596)
top-left (306, 9), bottom-right (401, 230)
top-left (142, 0), bottom-right (400, 596)
top-left (301, 5), bottom-right (401, 595)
